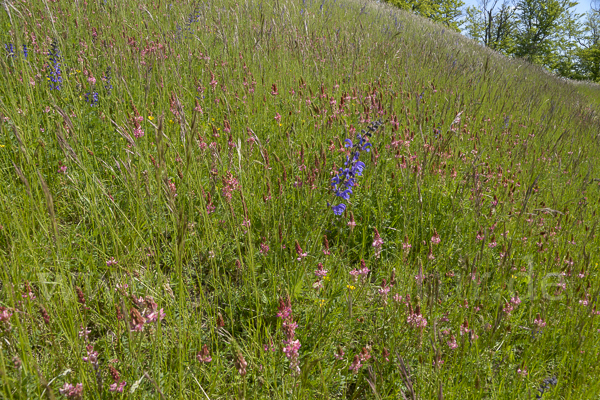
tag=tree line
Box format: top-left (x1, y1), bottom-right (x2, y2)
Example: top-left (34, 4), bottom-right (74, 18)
top-left (384, 0), bottom-right (600, 82)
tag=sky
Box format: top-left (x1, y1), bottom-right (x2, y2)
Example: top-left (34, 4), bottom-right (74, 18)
top-left (461, 0), bottom-right (593, 16)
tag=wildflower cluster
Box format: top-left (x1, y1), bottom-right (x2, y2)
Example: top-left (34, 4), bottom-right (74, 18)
top-left (108, 366), bottom-right (127, 393)
top-left (47, 40), bottom-right (62, 90)
top-left (197, 344), bottom-right (212, 363)
top-left (0, 306), bottom-right (12, 330)
top-left (129, 103), bottom-right (144, 138)
top-left (536, 376), bottom-right (558, 399)
top-left (129, 295), bottom-right (165, 332)
top-left (102, 66), bottom-right (113, 95)
top-left (59, 383), bottom-right (83, 399)
top-left (349, 259), bottom-right (370, 282)
top-left (330, 120), bottom-right (383, 215)
top-left (348, 347), bottom-right (371, 374)
top-left (277, 297), bottom-right (301, 375)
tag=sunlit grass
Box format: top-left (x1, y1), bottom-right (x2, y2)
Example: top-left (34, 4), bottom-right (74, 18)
top-left (0, 0), bottom-right (599, 398)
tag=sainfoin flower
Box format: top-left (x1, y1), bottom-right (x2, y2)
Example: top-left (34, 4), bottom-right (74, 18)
top-left (59, 383), bottom-right (83, 399)
top-left (277, 296), bottom-right (301, 375)
top-left (108, 366), bottom-right (127, 393)
top-left (372, 228), bottom-right (383, 258)
top-left (197, 344), bottom-right (212, 363)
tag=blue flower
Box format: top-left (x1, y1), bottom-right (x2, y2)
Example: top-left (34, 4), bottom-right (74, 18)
top-left (332, 203), bottom-right (346, 215)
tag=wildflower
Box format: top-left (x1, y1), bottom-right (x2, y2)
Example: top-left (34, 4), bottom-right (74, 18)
top-left (274, 112), bottom-right (282, 122)
top-left (334, 346), bottom-right (345, 360)
top-left (85, 91), bottom-right (99, 106)
top-left (59, 383), bottom-right (83, 399)
top-left (167, 179), bottom-right (177, 197)
top-left (197, 344), bottom-right (212, 363)
top-left (278, 297), bottom-right (301, 374)
top-left (347, 212), bottom-right (356, 229)
top-left (259, 237), bottom-right (269, 255)
top-left (235, 352), bottom-right (248, 376)
top-left (431, 230), bottom-right (441, 245)
top-left (82, 344), bottom-right (99, 366)
top-left (359, 347), bottom-right (371, 361)
top-left (270, 83), bottom-right (278, 96)
top-left (47, 40), bottom-right (62, 90)
top-left (209, 72), bottom-right (218, 89)
top-left (58, 163), bottom-right (67, 174)
top-left (332, 203), bottom-right (346, 215)
top-left (39, 307), bottom-right (51, 324)
top-left (378, 279), bottom-right (391, 301)
top-left (216, 312), bottom-right (225, 328)
top-left (348, 355), bottom-right (362, 374)
top-left (517, 367), bottom-right (528, 377)
top-left (322, 236), bottom-right (330, 255)
top-left (108, 366), bottom-right (127, 393)
top-left (129, 308), bottom-right (145, 332)
top-left (459, 319), bottom-right (470, 336)
top-left (75, 287), bottom-right (89, 310)
top-left (407, 308), bottom-right (427, 328)
top-left (106, 257), bottom-right (118, 267)
top-left (533, 314), bottom-right (546, 328)
top-left (295, 241), bottom-right (307, 261)
top-left (402, 236), bottom-right (412, 252)
top-left (381, 347), bottom-right (390, 362)
top-left (0, 306), bottom-right (13, 330)
top-left (372, 228), bottom-right (383, 258)
top-left (447, 335), bottom-right (458, 349)
top-left (314, 263), bottom-right (328, 277)
top-left (509, 294), bottom-right (521, 306)
top-left (78, 326), bottom-right (91, 340)
top-left (102, 66), bottom-right (112, 95)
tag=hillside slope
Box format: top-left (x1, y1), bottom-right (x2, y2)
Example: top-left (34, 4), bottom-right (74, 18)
top-left (0, 0), bottom-right (599, 398)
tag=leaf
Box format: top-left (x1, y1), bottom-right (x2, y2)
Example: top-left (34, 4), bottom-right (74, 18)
top-left (130, 375), bottom-right (145, 393)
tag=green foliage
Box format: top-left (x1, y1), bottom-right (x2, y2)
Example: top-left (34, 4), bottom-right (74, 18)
top-left (384, 0), bottom-right (466, 31)
top-left (0, 0), bottom-right (600, 398)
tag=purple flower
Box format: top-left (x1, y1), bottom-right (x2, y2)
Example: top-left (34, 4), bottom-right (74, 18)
top-left (332, 203), bottom-right (346, 215)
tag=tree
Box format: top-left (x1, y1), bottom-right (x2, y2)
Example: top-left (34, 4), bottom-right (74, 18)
top-left (512, 0), bottom-right (581, 68)
top-left (384, 0), bottom-right (466, 32)
top-left (464, 0), bottom-right (517, 54)
top-left (575, 10), bottom-right (600, 81)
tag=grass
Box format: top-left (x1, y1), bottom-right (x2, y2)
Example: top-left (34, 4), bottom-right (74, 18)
top-left (0, 0), bottom-right (600, 398)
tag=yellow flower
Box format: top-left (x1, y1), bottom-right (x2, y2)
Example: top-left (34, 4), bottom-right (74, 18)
top-left (319, 299), bottom-right (326, 307)
top-left (0, 144), bottom-right (5, 148)
top-left (169, 119), bottom-right (174, 123)
top-left (148, 116), bottom-right (154, 121)
top-left (346, 285), bottom-right (355, 290)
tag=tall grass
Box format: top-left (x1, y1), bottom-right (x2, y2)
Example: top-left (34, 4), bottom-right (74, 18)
top-left (0, 0), bottom-right (599, 398)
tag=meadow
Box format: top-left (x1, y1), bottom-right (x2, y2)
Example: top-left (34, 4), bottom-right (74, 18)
top-left (1, 0), bottom-right (600, 398)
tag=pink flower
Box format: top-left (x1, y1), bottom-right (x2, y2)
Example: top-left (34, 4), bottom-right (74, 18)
top-left (372, 228), bottom-right (384, 247)
top-left (314, 263), bottom-right (328, 277)
top-left (197, 344), bottom-right (212, 363)
top-left (59, 383), bottom-right (83, 399)
top-left (431, 230), bottom-right (441, 245)
top-left (109, 381), bottom-right (127, 393)
top-left (534, 314), bottom-right (546, 328)
top-left (259, 237), bottom-right (270, 255)
top-left (348, 355), bottom-right (362, 374)
top-left (447, 335), bottom-right (458, 349)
